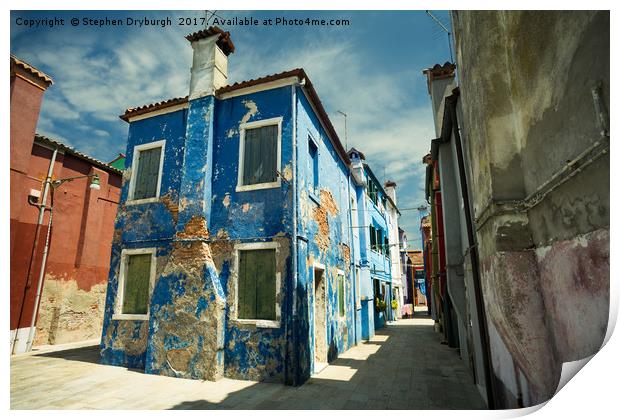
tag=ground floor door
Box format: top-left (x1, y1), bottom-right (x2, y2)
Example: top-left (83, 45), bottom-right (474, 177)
top-left (313, 267), bottom-right (327, 371)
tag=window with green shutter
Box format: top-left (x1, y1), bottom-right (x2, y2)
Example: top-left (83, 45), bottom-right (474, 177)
top-left (241, 124), bottom-right (278, 186)
top-left (338, 273), bottom-right (345, 317)
top-left (122, 253), bottom-right (152, 315)
top-left (238, 249), bottom-right (277, 320)
top-left (133, 145), bottom-right (162, 200)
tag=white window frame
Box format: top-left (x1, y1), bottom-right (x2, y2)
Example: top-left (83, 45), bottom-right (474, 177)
top-left (232, 242), bottom-right (281, 328)
top-left (337, 269), bottom-right (346, 320)
top-left (113, 248), bottom-right (157, 321)
top-left (127, 139), bottom-right (166, 205)
top-left (236, 117), bottom-right (282, 192)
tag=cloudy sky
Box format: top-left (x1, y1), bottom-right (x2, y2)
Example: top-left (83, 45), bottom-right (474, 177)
top-left (11, 10), bottom-right (452, 247)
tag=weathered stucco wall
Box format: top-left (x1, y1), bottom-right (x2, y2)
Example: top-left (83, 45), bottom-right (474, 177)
top-left (101, 81), bottom-right (361, 385)
top-left (213, 87), bottom-right (295, 382)
top-left (296, 87), bottom-right (357, 377)
top-left (453, 10), bottom-right (610, 406)
top-left (19, 146), bottom-right (122, 348)
top-left (100, 107), bottom-right (187, 369)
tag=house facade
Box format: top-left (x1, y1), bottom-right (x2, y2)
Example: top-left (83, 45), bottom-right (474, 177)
top-left (383, 181), bottom-right (403, 320)
top-left (347, 151), bottom-right (396, 332)
top-left (100, 27), bottom-right (395, 385)
top-left (419, 10), bottom-right (609, 408)
top-left (10, 55), bottom-right (122, 353)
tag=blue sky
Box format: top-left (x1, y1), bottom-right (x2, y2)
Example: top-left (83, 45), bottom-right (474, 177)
top-left (10, 10), bottom-right (452, 247)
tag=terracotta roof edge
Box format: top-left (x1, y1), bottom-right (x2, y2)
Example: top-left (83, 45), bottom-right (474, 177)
top-left (11, 54), bottom-right (53, 85)
top-left (34, 134), bottom-right (122, 175)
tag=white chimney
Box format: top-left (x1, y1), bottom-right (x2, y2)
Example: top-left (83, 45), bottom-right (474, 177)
top-left (384, 180), bottom-right (397, 206)
top-left (186, 27), bottom-right (234, 99)
top-left (422, 62), bottom-right (456, 137)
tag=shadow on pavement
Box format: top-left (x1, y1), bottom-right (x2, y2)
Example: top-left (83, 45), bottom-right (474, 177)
top-left (34, 345), bottom-right (100, 364)
top-left (166, 313), bottom-right (485, 410)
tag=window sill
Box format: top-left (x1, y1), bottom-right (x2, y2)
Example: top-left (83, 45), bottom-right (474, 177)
top-left (126, 197), bottom-right (160, 206)
top-left (113, 313), bottom-right (149, 321)
top-left (234, 319), bottom-right (281, 328)
top-left (236, 181), bottom-right (281, 193)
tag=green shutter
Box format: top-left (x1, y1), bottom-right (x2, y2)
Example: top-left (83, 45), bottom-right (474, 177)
top-left (255, 249), bottom-right (276, 320)
top-left (122, 254), bottom-right (151, 314)
top-left (238, 250), bottom-right (257, 319)
top-left (238, 249), bottom-right (276, 320)
top-left (338, 275), bottom-right (345, 317)
top-left (242, 125), bottom-right (277, 186)
top-left (134, 147), bottom-right (161, 200)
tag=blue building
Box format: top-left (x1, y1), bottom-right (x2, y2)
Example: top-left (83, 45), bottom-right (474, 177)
top-left (100, 27), bottom-right (397, 385)
top-left (348, 149), bottom-right (397, 334)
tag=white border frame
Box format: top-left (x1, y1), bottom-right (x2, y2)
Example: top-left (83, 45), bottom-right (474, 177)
top-left (113, 248), bottom-right (157, 321)
top-left (127, 139), bottom-right (166, 205)
top-left (236, 117), bottom-right (283, 192)
top-left (232, 241), bottom-right (282, 328)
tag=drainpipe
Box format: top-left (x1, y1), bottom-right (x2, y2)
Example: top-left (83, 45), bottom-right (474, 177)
top-left (290, 81), bottom-right (299, 384)
top-left (346, 165), bottom-right (357, 342)
top-left (11, 145), bottom-right (58, 354)
top-left (26, 187), bottom-right (56, 352)
top-left (449, 92), bottom-right (497, 409)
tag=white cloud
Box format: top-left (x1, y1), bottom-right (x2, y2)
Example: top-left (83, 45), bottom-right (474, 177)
top-left (14, 15), bottom-right (436, 241)
top-left (228, 34), bottom-right (434, 240)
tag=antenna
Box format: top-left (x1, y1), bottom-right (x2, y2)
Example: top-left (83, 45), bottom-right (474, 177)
top-left (204, 10), bottom-right (218, 27)
top-left (426, 10), bottom-right (453, 63)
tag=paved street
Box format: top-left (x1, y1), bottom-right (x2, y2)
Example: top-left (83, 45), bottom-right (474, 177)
top-left (11, 309), bottom-right (485, 410)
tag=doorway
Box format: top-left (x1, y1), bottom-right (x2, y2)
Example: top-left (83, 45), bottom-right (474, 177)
top-left (313, 267), bottom-right (327, 371)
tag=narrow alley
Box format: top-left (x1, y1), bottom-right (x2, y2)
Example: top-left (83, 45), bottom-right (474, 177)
top-left (10, 308), bottom-right (484, 410)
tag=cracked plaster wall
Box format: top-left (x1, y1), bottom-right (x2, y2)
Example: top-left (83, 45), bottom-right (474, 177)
top-left (101, 83), bottom-right (365, 385)
top-left (453, 10), bottom-right (609, 406)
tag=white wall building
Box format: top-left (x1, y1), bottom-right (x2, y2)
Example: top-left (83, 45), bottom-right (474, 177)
top-left (383, 181), bottom-right (403, 319)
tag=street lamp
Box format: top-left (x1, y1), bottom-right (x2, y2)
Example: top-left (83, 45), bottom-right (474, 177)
top-left (52, 173), bottom-right (101, 190)
top-left (13, 172), bottom-right (101, 354)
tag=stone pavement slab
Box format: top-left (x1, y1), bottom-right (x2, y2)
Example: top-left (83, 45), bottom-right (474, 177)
top-left (11, 314), bottom-right (486, 410)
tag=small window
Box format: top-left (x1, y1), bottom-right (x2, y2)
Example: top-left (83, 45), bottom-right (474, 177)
top-left (337, 272), bottom-right (345, 317)
top-left (130, 141), bottom-right (165, 202)
top-left (308, 137), bottom-right (319, 193)
top-left (238, 248), bottom-right (277, 321)
top-left (115, 249), bottom-right (156, 320)
top-left (367, 177), bottom-right (378, 205)
top-left (237, 117), bottom-right (282, 191)
top-left (384, 236), bottom-right (389, 257)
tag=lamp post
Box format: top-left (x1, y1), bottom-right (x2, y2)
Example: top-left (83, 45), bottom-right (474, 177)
top-left (14, 173), bottom-right (100, 354)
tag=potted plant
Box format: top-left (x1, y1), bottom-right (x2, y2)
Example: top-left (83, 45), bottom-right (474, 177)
top-left (375, 297), bottom-right (387, 312)
top-left (391, 299), bottom-right (398, 311)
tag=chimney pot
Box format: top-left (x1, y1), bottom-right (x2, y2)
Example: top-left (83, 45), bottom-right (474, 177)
top-left (187, 26), bottom-right (234, 99)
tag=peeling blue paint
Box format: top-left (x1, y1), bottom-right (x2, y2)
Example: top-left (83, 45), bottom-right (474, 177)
top-left (100, 76), bottom-right (392, 385)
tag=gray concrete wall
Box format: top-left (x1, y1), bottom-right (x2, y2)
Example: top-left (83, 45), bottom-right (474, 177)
top-left (452, 10), bottom-right (610, 406)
